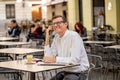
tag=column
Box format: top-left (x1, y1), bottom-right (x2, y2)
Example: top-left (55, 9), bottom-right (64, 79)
top-left (67, 0), bottom-right (79, 30)
top-left (105, 0), bottom-right (120, 32)
top-left (82, 0), bottom-right (93, 31)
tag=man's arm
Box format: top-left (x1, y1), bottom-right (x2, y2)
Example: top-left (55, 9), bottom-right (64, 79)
top-left (43, 26), bottom-right (57, 63)
top-left (43, 57), bottom-right (56, 63)
top-left (45, 26), bottom-right (52, 45)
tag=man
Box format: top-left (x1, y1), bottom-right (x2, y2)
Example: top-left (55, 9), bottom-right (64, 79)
top-left (43, 15), bottom-right (89, 80)
top-left (8, 20), bottom-right (21, 37)
top-left (26, 23), bottom-right (45, 42)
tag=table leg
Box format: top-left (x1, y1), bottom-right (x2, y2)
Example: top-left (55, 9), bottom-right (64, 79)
top-left (30, 72), bottom-right (35, 80)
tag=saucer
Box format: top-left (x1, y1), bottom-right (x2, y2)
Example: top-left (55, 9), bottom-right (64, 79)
top-left (26, 61), bottom-right (36, 64)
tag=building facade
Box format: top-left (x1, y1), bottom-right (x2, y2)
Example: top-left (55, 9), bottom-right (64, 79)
top-left (1, 0), bottom-right (120, 32)
top-left (46, 0), bottom-right (68, 20)
top-left (0, 0), bottom-right (42, 30)
top-left (0, 0), bottom-right (33, 20)
top-left (68, 0), bottom-right (120, 31)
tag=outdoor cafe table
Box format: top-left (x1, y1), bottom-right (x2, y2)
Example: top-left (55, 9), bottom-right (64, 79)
top-left (106, 31), bottom-right (120, 35)
top-left (105, 45), bottom-right (120, 49)
top-left (84, 41), bottom-right (115, 54)
top-left (0, 37), bottom-right (18, 41)
top-left (105, 45), bottom-right (120, 56)
top-left (84, 40), bottom-right (115, 45)
top-left (0, 48), bottom-right (44, 60)
top-left (82, 36), bottom-right (91, 41)
top-left (105, 31), bottom-right (120, 42)
top-left (0, 60), bottom-right (79, 80)
top-left (0, 41), bottom-right (31, 46)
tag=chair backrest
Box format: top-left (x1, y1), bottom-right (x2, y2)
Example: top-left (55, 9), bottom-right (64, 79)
top-left (87, 54), bottom-right (103, 80)
top-left (87, 54), bottom-right (103, 69)
top-left (104, 48), bottom-right (117, 61)
top-left (94, 44), bottom-right (105, 55)
top-left (30, 38), bottom-right (44, 48)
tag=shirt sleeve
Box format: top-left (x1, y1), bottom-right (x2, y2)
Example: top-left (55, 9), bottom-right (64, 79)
top-left (44, 38), bottom-right (58, 57)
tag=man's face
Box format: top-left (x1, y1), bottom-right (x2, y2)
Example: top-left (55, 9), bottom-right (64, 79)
top-left (52, 17), bottom-right (67, 34)
top-left (11, 22), bottom-right (16, 27)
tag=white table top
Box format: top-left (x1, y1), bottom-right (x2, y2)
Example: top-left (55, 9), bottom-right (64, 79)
top-left (105, 45), bottom-right (120, 49)
top-left (106, 31), bottom-right (120, 35)
top-left (0, 37), bottom-right (18, 41)
top-left (0, 42), bottom-right (31, 46)
top-left (84, 41), bottom-right (115, 44)
top-left (82, 36), bottom-right (91, 40)
top-left (0, 60), bottom-right (78, 73)
top-left (0, 48), bottom-right (44, 54)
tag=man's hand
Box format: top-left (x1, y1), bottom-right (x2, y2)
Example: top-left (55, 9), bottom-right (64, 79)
top-left (43, 57), bottom-right (56, 63)
top-left (46, 26), bottom-right (52, 33)
top-left (45, 26), bottom-right (53, 45)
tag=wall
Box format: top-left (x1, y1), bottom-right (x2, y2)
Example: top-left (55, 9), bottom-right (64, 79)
top-left (82, 0), bottom-right (93, 31)
top-left (105, 0), bottom-right (117, 31)
top-left (0, 3), bottom-right (6, 20)
top-left (105, 0), bottom-right (120, 32)
top-left (116, 0), bottom-right (120, 32)
top-left (15, 3), bottom-right (32, 20)
top-left (67, 0), bottom-right (78, 30)
top-left (47, 6), bottom-right (52, 20)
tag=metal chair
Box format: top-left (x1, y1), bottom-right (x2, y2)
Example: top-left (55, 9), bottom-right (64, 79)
top-left (93, 44), bottom-right (117, 80)
top-left (109, 49), bottom-right (120, 80)
top-left (31, 38), bottom-right (44, 49)
top-left (0, 55), bottom-right (22, 80)
top-left (87, 54), bottom-right (103, 80)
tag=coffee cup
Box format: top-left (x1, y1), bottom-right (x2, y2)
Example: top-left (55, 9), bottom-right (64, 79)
top-left (27, 55), bottom-right (33, 63)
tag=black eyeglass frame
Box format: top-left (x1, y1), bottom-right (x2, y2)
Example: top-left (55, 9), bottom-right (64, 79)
top-left (51, 21), bottom-right (65, 27)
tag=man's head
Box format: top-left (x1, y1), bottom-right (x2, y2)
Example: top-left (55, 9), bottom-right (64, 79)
top-left (11, 20), bottom-right (17, 27)
top-left (52, 15), bottom-right (68, 37)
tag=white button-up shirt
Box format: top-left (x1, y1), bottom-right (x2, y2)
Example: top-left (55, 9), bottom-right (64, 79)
top-left (44, 30), bottom-right (89, 72)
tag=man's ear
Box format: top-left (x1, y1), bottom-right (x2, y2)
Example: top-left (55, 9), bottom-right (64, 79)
top-left (64, 22), bottom-right (68, 26)
top-left (64, 22), bottom-right (69, 29)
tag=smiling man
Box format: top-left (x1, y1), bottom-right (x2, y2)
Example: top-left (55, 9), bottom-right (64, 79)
top-left (43, 15), bottom-right (89, 80)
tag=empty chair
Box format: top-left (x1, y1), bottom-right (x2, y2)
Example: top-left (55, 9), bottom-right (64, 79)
top-left (0, 57), bottom-right (22, 80)
top-left (87, 54), bottom-right (103, 80)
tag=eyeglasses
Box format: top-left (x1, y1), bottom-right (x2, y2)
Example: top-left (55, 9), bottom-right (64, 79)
top-left (52, 21), bottom-right (65, 27)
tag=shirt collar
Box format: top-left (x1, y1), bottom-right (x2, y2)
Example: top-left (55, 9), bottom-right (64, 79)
top-left (58, 30), bottom-right (69, 39)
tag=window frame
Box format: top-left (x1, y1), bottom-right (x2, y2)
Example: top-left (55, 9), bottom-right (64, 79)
top-left (6, 4), bottom-right (15, 19)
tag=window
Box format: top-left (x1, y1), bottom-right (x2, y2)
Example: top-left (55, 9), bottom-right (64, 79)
top-left (78, 0), bottom-right (83, 22)
top-left (62, 2), bottom-right (67, 6)
top-left (51, 5), bottom-right (55, 9)
top-left (93, 0), bottom-right (105, 27)
top-left (63, 10), bottom-right (67, 19)
top-left (52, 12), bottom-right (55, 17)
top-left (6, 4), bottom-right (15, 19)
